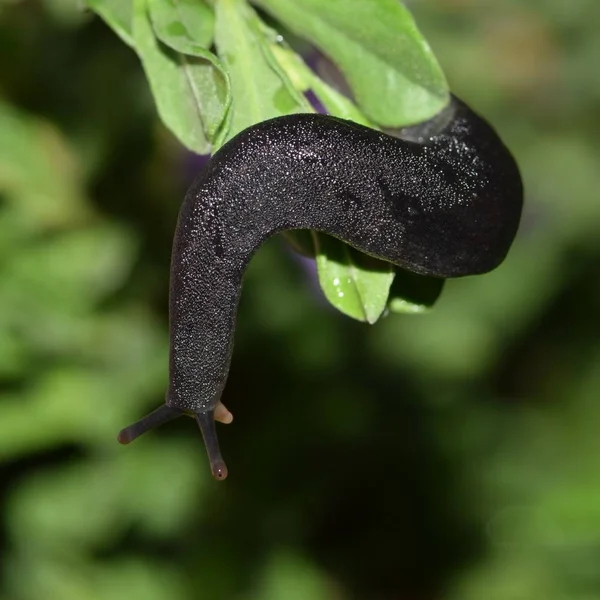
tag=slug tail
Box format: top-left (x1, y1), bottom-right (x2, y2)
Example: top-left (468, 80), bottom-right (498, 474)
top-left (195, 410), bottom-right (228, 480)
top-left (117, 405), bottom-right (182, 444)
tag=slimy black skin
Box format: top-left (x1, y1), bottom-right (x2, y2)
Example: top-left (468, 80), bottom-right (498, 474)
top-left (118, 95), bottom-right (523, 480)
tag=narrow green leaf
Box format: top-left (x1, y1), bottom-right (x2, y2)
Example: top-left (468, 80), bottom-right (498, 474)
top-left (254, 0), bottom-right (449, 126)
top-left (213, 0), bottom-right (310, 141)
top-left (133, 0), bottom-right (229, 153)
top-left (312, 233), bottom-right (394, 324)
top-left (388, 269), bottom-right (445, 315)
top-left (269, 42), bottom-right (375, 128)
top-left (146, 0), bottom-right (230, 142)
top-left (85, 0), bottom-right (134, 47)
top-left (147, 0), bottom-right (214, 51)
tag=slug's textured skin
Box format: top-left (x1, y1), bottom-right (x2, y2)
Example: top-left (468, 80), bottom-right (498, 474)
top-left (118, 95), bottom-right (523, 479)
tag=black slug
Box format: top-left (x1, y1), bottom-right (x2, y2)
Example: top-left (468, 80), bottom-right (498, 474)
top-left (118, 95), bottom-right (523, 480)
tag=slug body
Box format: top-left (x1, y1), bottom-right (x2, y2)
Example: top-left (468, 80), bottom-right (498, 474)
top-left (118, 96), bottom-right (523, 479)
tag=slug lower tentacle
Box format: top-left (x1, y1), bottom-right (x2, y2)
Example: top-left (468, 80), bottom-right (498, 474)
top-left (118, 95), bottom-right (523, 480)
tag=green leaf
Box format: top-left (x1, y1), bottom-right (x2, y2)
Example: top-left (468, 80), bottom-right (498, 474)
top-left (268, 41), bottom-right (375, 127)
top-left (147, 0), bottom-right (214, 52)
top-left (254, 0), bottom-right (449, 126)
top-left (388, 269), bottom-right (445, 315)
top-left (85, 0), bottom-right (134, 47)
top-left (132, 0), bottom-right (229, 153)
top-left (213, 0), bottom-right (310, 142)
top-left (312, 233), bottom-right (394, 324)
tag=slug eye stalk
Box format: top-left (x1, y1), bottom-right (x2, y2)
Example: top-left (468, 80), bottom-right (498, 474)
top-left (117, 405), bottom-right (182, 445)
top-left (118, 404), bottom-right (232, 480)
top-left (195, 411), bottom-right (228, 480)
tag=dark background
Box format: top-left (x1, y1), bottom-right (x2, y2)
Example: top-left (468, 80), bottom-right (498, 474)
top-left (1, 1), bottom-right (599, 599)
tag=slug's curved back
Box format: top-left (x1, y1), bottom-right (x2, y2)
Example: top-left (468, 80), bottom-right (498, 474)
top-left (193, 95), bottom-right (522, 277)
top-left (118, 95), bottom-right (523, 480)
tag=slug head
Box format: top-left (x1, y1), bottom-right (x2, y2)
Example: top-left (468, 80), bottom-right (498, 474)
top-left (117, 403), bottom-right (231, 480)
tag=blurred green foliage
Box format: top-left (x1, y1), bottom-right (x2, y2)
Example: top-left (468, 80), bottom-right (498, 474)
top-left (1, 1), bottom-right (600, 599)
